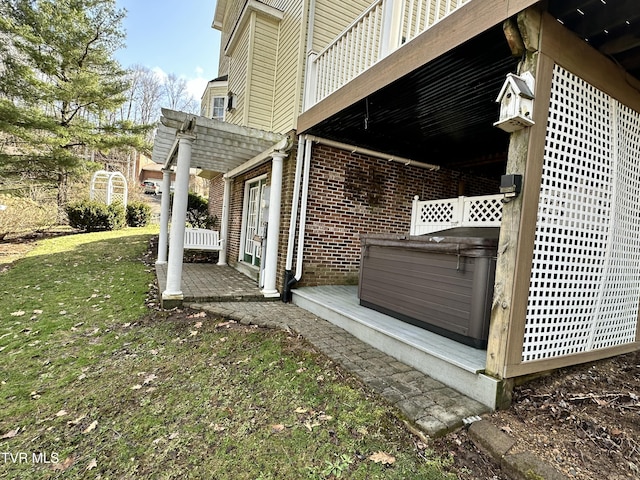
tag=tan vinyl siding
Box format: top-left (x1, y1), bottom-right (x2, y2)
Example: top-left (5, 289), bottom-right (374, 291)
top-left (200, 82), bottom-right (228, 118)
top-left (312, 0), bottom-right (372, 53)
top-left (218, 42), bottom-right (230, 77)
top-left (220, 0), bottom-right (246, 53)
top-left (272, 0), bottom-right (303, 133)
top-left (226, 26), bottom-right (250, 126)
top-left (217, 0), bottom-right (245, 77)
top-left (216, 0), bottom-right (374, 132)
top-left (247, 15), bottom-right (279, 130)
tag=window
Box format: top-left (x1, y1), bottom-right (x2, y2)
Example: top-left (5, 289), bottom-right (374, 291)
top-left (211, 96), bottom-right (225, 121)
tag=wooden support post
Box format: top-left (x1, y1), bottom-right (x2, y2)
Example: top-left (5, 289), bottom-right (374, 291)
top-left (485, 7), bottom-right (545, 401)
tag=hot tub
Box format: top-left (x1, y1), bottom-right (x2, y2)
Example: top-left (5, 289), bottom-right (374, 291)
top-left (358, 227), bottom-right (499, 348)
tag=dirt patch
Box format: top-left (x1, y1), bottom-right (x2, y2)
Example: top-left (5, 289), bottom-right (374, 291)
top-left (0, 241), bottom-right (35, 272)
top-left (0, 229), bottom-right (75, 273)
top-left (435, 350), bottom-right (640, 479)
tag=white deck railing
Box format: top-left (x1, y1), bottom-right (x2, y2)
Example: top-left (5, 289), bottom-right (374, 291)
top-left (410, 194), bottom-right (503, 235)
top-left (306, 0), bottom-right (471, 107)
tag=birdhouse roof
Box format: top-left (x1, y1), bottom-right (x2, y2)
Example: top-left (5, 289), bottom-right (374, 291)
top-left (496, 73), bottom-right (535, 102)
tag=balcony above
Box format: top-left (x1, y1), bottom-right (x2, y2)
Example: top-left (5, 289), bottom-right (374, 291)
top-left (305, 0), bottom-right (473, 108)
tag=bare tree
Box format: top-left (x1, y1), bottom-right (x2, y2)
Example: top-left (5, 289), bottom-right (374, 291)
top-left (137, 66), bottom-right (164, 124)
top-left (164, 72), bottom-right (198, 113)
top-left (119, 65), bottom-right (164, 124)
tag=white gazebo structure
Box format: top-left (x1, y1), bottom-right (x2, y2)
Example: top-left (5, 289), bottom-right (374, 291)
top-left (90, 170), bottom-right (128, 207)
top-left (151, 108), bottom-right (290, 307)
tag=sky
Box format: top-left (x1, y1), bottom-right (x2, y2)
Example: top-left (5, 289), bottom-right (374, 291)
top-left (113, 0), bottom-right (222, 101)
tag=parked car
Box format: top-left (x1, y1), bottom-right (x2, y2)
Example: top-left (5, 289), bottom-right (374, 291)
top-left (142, 180), bottom-right (160, 195)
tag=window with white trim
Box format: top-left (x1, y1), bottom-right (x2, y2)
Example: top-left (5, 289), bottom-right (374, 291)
top-left (211, 96), bottom-right (225, 121)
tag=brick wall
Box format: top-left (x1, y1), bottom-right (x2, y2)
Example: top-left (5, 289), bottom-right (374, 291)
top-left (208, 142), bottom-right (298, 293)
top-left (208, 173), bottom-right (224, 228)
top-left (296, 143), bottom-right (499, 287)
top-left (205, 140), bottom-right (498, 293)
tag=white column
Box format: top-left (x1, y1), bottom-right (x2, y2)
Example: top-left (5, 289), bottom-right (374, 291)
top-left (379, 0), bottom-right (404, 58)
top-left (261, 151), bottom-right (286, 297)
top-left (156, 168), bottom-right (173, 265)
top-left (217, 176), bottom-right (232, 266)
top-left (162, 133), bottom-right (195, 301)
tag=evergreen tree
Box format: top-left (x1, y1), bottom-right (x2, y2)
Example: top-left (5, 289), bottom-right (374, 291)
top-left (0, 0), bottom-right (150, 218)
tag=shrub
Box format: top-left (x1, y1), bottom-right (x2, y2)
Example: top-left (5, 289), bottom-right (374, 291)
top-left (0, 194), bottom-right (55, 240)
top-left (170, 192), bottom-right (217, 229)
top-left (126, 201), bottom-right (152, 227)
top-left (66, 200), bottom-right (126, 232)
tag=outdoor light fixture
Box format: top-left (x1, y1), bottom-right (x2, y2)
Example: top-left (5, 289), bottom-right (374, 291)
top-left (500, 174), bottom-right (523, 203)
top-left (226, 92), bottom-right (235, 112)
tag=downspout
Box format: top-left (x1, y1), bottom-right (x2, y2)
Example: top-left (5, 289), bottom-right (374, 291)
top-left (303, 0), bottom-right (316, 68)
top-left (283, 135), bottom-right (306, 301)
top-left (295, 138), bottom-right (312, 280)
top-left (283, 0), bottom-right (316, 302)
top-left (283, 136), bottom-right (313, 301)
top-left (283, 131), bottom-right (438, 301)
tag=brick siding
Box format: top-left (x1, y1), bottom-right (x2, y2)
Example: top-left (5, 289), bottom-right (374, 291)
top-left (206, 147), bottom-right (297, 292)
top-left (208, 173), bottom-right (224, 229)
top-left (207, 140), bottom-right (499, 292)
top-left (296, 143), bottom-right (499, 287)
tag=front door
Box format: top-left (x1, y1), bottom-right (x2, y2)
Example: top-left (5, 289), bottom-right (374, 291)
top-left (243, 178), bottom-right (266, 267)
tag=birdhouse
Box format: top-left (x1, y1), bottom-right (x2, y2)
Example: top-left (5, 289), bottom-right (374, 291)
top-left (494, 71), bottom-right (535, 132)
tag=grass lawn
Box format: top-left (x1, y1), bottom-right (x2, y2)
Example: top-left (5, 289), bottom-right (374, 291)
top-left (0, 228), bottom-right (458, 479)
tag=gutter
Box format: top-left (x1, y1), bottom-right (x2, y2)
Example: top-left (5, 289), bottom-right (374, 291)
top-left (306, 135), bottom-right (440, 171)
top-left (282, 134), bottom-right (439, 302)
top-left (283, 0), bottom-right (317, 302)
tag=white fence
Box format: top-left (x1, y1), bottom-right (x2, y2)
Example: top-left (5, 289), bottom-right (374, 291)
top-left (307, 0), bottom-right (471, 106)
top-left (410, 194), bottom-right (503, 235)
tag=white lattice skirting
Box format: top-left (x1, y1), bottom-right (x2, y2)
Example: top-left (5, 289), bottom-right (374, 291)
top-left (523, 65), bottom-right (640, 362)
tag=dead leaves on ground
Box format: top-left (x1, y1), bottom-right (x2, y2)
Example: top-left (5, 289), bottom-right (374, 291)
top-left (131, 372), bottom-right (159, 391)
top-left (1, 427), bottom-right (20, 439)
top-left (269, 407), bottom-right (398, 469)
top-left (82, 420), bottom-right (98, 434)
top-left (290, 407), bottom-right (334, 432)
top-left (271, 423), bottom-right (286, 433)
top-left (369, 451), bottom-right (396, 465)
top-left (50, 456), bottom-right (74, 472)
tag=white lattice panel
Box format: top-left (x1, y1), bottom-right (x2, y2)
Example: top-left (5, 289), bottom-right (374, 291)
top-left (410, 195), bottom-right (502, 235)
top-left (590, 103), bottom-right (640, 350)
top-left (523, 65), bottom-right (640, 362)
top-left (420, 199), bottom-right (456, 223)
top-left (463, 196), bottom-right (503, 225)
